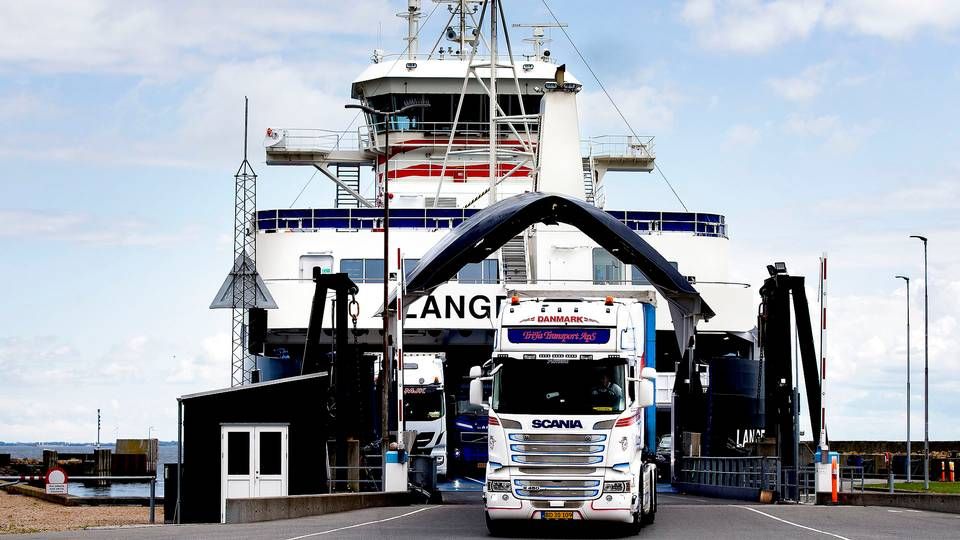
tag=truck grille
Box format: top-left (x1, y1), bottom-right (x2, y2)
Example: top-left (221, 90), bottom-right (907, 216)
top-left (509, 433), bottom-right (607, 468)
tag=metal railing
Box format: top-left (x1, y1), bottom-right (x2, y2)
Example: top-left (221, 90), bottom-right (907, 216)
top-left (679, 456), bottom-right (780, 492)
top-left (582, 135), bottom-right (656, 160)
top-left (256, 208), bottom-right (728, 238)
top-left (0, 475), bottom-right (158, 523)
top-left (778, 466), bottom-right (865, 503)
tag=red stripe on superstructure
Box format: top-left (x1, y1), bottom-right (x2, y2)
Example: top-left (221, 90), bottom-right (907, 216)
top-left (385, 163), bottom-right (532, 180)
top-left (378, 140), bottom-right (533, 160)
top-left (823, 257), bottom-right (827, 280)
top-left (822, 357), bottom-right (826, 380)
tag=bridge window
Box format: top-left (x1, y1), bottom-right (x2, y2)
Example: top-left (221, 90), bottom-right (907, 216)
top-left (457, 259), bottom-right (499, 284)
top-left (592, 248), bottom-right (622, 285)
top-left (340, 258), bottom-right (385, 283)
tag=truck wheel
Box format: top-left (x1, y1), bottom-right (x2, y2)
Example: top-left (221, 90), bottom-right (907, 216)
top-left (485, 512), bottom-right (507, 537)
top-left (641, 469), bottom-right (656, 525)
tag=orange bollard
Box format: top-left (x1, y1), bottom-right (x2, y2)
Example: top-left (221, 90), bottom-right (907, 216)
top-left (941, 462), bottom-right (946, 482)
top-left (831, 457), bottom-right (839, 503)
top-left (951, 461), bottom-right (955, 482)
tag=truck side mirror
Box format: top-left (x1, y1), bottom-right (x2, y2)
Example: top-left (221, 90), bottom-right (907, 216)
top-left (469, 378), bottom-right (485, 407)
top-left (468, 365), bottom-right (482, 378)
top-left (637, 379), bottom-right (654, 408)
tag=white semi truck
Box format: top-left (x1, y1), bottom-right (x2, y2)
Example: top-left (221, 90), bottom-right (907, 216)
top-left (402, 352), bottom-right (448, 478)
top-left (469, 292), bottom-right (658, 534)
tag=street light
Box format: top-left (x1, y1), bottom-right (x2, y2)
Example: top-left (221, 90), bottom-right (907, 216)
top-left (344, 101), bottom-right (429, 458)
top-left (910, 234), bottom-right (929, 489)
top-left (895, 275), bottom-right (911, 482)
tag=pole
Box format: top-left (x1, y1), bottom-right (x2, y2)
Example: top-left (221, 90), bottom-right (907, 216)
top-left (819, 254), bottom-right (828, 453)
top-left (149, 477), bottom-right (156, 524)
top-left (488, 0), bottom-right (498, 205)
top-left (911, 236), bottom-right (928, 489)
top-left (382, 117), bottom-right (392, 465)
top-left (922, 240), bottom-right (929, 490)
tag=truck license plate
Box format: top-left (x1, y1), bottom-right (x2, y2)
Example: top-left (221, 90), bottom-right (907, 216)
top-left (542, 511), bottom-right (574, 520)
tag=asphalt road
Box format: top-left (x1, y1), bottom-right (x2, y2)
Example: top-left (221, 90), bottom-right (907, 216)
top-left (15, 493), bottom-right (960, 539)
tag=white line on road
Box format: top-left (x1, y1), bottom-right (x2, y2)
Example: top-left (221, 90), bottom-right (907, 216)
top-left (736, 506), bottom-right (853, 540)
top-left (283, 506), bottom-right (438, 540)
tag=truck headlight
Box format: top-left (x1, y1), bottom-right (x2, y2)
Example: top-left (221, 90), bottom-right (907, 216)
top-left (488, 480), bottom-right (511, 492)
top-left (603, 481), bottom-right (630, 493)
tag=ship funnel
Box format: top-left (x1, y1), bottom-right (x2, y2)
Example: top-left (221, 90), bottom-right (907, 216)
top-left (535, 74), bottom-right (585, 200)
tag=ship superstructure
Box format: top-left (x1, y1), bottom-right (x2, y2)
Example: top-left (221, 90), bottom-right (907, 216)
top-left (251, 0), bottom-right (756, 451)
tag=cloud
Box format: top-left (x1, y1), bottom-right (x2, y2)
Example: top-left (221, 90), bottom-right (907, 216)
top-left (0, 209), bottom-right (197, 247)
top-left (681, 0), bottom-right (825, 53)
top-left (783, 114), bottom-right (877, 154)
top-left (724, 124), bottom-right (761, 147)
top-left (681, 0), bottom-right (960, 53)
top-left (0, 0), bottom-right (390, 77)
top-left (768, 63), bottom-right (830, 101)
top-left (818, 179), bottom-right (960, 215)
top-left (0, 331), bottom-right (230, 441)
top-left (579, 80), bottom-right (682, 135)
top-left (823, 0), bottom-right (960, 40)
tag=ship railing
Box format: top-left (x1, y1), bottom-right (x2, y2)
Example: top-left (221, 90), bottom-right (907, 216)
top-left (372, 52), bottom-right (555, 64)
top-left (360, 120), bottom-right (539, 152)
top-left (256, 208), bottom-right (726, 238)
top-left (582, 135), bottom-right (656, 159)
top-left (264, 128), bottom-right (365, 153)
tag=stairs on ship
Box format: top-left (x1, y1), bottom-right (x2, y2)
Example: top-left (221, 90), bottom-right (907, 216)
top-left (501, 235), bottom-right (528, 284)
top-left (582, 156), bottom-right (596, 205)
top-left (335, 164), bottom-right (361, 208)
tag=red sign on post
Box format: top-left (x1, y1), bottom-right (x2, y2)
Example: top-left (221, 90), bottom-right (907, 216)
top-left (45, 467), bottom-right (68, 495)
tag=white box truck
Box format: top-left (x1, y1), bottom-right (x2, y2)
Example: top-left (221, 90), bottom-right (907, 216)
top-left (469, 292), bottom-right (658, 534)
top-left (402, 352), bottom-right (448, 478)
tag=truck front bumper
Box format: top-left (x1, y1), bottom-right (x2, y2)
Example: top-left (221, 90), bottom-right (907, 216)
top-left (484, 490), bottom-right (634, 523)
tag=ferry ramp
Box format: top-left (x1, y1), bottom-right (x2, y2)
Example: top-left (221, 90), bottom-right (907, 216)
top-left (14, 493), bottom-right (960, 539)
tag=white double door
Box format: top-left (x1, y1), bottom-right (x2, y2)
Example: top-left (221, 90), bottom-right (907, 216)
top-left (221, 425), bottom-right (288, 523)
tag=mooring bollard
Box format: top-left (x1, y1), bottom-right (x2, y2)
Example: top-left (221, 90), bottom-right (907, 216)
top-left (888, 468), bottom-right (894, 494)
top-left (149, 477), bottom-right (156, 524)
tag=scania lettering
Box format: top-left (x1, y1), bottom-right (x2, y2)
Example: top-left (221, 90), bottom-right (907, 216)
top-left (469, 292), bottom-right (658, 534)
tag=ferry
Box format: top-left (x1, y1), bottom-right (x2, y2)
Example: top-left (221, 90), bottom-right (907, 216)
top-left (249, 0), bottom-right (756, 479)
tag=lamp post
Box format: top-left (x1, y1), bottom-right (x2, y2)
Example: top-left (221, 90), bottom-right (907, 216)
top-left (344, 101), bottom-right (429, 459)
top-left (910, 235), bottom-right (929, 489)
top-left (896, 275), bottom-right (911, 482)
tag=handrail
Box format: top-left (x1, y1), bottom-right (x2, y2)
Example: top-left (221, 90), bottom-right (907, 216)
top-left (256, 208), bottom-right (728, 238)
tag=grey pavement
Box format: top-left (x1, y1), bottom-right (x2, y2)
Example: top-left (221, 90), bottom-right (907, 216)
top-left (13, 493), bottom-right (960, 539)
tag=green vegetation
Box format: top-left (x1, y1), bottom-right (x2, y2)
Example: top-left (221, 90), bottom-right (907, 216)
top-left (894, 482), bottom-right (960, 494)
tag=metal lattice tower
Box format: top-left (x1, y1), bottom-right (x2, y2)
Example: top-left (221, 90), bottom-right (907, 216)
top-left (231, 97), bottom-right (257, 386)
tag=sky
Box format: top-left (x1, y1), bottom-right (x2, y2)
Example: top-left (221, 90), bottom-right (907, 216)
top-left (0, 0), bottom-right (957, 443)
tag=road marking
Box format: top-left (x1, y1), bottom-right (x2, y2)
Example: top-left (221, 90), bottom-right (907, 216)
top-left (736, 506), bottom-right (853, 540)
top-left (887, 509), bottom-right (903, 513)
top-left (283, 506), bottom-right (438, 540)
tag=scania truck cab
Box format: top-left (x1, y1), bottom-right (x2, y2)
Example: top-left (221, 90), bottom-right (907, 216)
top-left (469, 292), bottom-right (658, 534)
top-left (402, 353), bottom-right (448, 478)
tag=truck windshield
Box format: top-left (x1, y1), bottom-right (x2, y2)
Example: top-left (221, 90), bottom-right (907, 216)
top-left (404, 387), bottom-right (444, 421)
top-left (491, 359), bottom-right (627, 415)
